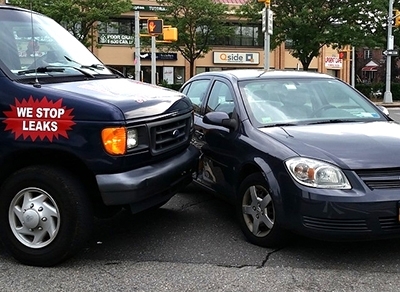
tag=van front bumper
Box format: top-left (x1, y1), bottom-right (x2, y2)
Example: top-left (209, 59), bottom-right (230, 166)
top-left (96, 145), bottom-right (199, 208)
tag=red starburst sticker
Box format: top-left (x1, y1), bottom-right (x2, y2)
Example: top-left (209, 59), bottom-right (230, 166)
top-left (3, 96), bottom-right (75, 142)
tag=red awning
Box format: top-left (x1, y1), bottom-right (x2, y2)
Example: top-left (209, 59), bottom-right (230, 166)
top-left (362, 66), bottom-right (377, 72)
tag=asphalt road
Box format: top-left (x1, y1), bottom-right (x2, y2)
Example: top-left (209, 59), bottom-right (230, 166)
top-left (388, 107), bottom-right (400, 122)
top-left (1, 109), bottom-right (400, 291)
top-left (1, 183), bottom-right (400, 292)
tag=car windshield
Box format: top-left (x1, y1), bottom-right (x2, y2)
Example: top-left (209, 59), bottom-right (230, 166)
top-left (0, 8), bottom-right (112, 78)
top-left (238, 77), bottom-right (387, 127)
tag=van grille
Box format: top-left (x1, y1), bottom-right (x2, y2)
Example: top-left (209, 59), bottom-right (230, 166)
top-left (149, 113), bottom-right (191, 155)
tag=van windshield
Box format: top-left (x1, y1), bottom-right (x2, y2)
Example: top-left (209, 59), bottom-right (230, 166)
top-left (0, 8), bottom-right (113, 78)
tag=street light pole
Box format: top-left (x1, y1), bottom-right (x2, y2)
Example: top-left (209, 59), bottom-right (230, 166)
top-left (384, 0), bottom-right (394, 103)
top-left (259, 0), bottom-right (271, 70)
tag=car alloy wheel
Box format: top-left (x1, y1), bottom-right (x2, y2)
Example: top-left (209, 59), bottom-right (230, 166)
top-left (237, 173), bottom-right (289, 248)
top-left (242, 184), bottom-right (274, 237)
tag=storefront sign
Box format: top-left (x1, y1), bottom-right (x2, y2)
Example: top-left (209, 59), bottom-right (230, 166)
top-left (98, 34), bottom-right (134, 45)
top-left (132, 5), bottom-right (167, 12)
top-left (138, 52), bottom-right (178, 61)
top-left (213, 52), bottom-right (259, 65)
top-left (325, 56), bottom-right (342, 69)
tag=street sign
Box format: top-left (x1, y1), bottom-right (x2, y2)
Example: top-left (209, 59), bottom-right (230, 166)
top-left (383, 49), bottom-right (399, 56)
top-left (267, 9), bottom-right (273, 35)
top-left (261, 8), bottom-right (266, 33)
top-left (261, 8), bottom-right (273, 35)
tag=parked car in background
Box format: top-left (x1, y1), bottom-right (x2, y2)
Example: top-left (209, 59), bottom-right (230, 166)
top-left (181, 69), bottom-right (400, 247)
top-left (0, 5), bottom-right (198, 266)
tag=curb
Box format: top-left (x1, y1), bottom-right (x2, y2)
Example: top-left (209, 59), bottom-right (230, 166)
top-left (375, 102), bottom-right (400, 108)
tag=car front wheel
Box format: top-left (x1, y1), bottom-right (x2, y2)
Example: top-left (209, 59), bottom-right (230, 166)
top-left (236, 173), bottom-right (289, 247)
top-left (0, 165), bottom-right (93, 266)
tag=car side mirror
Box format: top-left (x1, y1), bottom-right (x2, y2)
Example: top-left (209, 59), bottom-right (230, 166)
top-left (203, 112), bottom-right (238, 131)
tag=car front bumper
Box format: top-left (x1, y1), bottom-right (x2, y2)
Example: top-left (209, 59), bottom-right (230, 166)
top-left (283, 188), bottom-right (400, 241)
top-left (96, 144), bottom-right (199, 210)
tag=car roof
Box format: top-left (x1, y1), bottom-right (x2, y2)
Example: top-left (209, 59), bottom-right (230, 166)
top-left (193, 69), bottom-right (336, 81)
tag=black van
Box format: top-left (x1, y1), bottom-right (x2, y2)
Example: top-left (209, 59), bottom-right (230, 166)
top-left (0, 5), bottom-right (198, 266)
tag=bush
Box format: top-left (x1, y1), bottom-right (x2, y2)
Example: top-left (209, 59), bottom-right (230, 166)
top-left (354, 82), bottom-right (400, 100)
top-left (355, 83), bottom-right (371, 98)
top-left (390, 83), bottom-right (400, 100)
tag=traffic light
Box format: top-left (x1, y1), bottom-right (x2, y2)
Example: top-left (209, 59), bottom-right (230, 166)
top-left (395, 9), bottom-right (400, 27)
top-left (147, 19), bottom-right (163, 35)
top-left (163, 27), bottom-right (178, 42)
top-left (338, 51), bottom-right (347, 60)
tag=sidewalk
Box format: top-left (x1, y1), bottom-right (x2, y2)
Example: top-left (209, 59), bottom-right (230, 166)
top-left (374, 101), bottom-right (400, 108)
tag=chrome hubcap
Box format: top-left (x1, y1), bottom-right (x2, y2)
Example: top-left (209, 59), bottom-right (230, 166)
top-left (9, 187), bottom-right (60, 249)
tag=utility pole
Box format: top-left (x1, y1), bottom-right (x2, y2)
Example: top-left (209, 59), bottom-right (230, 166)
top-left (384, 0), bottom-right (394, 103)
top-left (134, 10), bottom-right (141, 81)
top-left (351, 46), bottom-right (355, 87)
top-left (151, 36), bottom-right (156, 84)
top-left (259, 0), bottom-right (272, 70)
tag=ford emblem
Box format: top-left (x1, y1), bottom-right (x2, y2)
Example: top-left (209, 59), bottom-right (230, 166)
top-left (172, 129), bottom-right (180, 137)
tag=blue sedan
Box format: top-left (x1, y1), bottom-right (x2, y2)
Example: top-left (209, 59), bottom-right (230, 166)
top-left (181, 69), bottom-right (400, 247)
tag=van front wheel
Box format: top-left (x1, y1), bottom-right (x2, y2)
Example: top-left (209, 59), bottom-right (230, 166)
top-left (0, 165), bottom-right (93, 266)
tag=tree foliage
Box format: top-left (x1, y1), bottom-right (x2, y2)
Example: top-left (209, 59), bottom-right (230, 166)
top-left (156, 0), bottom-right (234, 77)
top-left (9, 0), bottom-right (132, 48)
top-left (238, 0), bottom-right (387, 70)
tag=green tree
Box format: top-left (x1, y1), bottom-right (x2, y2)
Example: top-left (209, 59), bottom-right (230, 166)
top-left (238, 0), bottom-right (387, 71)
top-left (9, 0), bottom-right (132, 48)
top-left (156, 0), bottom-right (234, 77)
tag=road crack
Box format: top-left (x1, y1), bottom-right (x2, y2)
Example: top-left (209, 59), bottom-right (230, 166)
top-left (259, 248), bottom-right (283, 268)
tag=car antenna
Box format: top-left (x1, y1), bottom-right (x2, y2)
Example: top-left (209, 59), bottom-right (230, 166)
top-left (30, 0), bottom-right (41, 88)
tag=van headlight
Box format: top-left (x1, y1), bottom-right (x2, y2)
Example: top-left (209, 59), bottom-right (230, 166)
top-left (127, 128), bottom-right (138, 149)
top-left (285, 157), bottom-right (351, 189)
top-left (101, 127), bottom-right (138, 155)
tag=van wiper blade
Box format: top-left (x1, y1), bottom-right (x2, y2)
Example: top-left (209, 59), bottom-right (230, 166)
top-left (65, 66), bottom-right (95, 78)
top-left (64, 56), bottom-right (104, 71)
top-left (17, 65), bottom-right (94, 78)
top-left (81, 63), bottom-right (105, 70)
top-left (17, 66), bottom-right (65, 75)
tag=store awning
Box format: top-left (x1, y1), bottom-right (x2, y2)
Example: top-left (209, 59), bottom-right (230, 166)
top-left (362, 66), bottom-right (378, 72)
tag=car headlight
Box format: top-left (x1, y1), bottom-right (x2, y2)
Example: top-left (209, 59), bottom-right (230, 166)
top-left (285, 157), bottom-right (351, 189)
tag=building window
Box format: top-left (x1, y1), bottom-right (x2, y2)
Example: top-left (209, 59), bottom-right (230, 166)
top-left (210, 23), bottom-right (261, 47)
top-left (140, 66), bottom-right (185, 84)
top-left (363, 49), bottom-right (371, 60)
top-left (174, 67), bottom-right (185, 84)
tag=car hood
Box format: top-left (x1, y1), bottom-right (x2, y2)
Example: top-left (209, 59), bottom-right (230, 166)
top-left (43, 78), bottom-right (191, 119)
top-left (260, 121), bottom-right (400, 169)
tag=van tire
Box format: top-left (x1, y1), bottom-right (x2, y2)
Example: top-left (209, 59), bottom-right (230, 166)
top-left (0, 165), bottom-right (93, 266)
